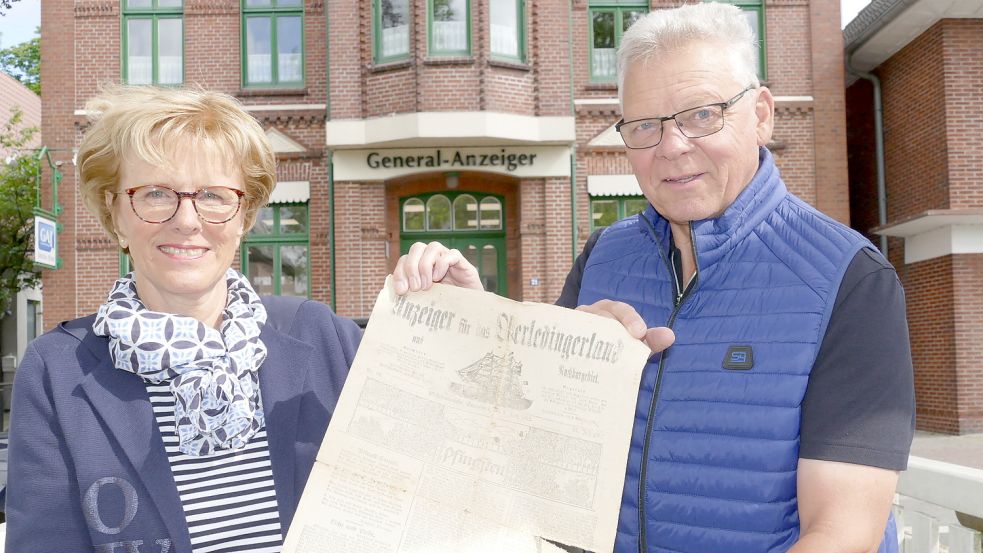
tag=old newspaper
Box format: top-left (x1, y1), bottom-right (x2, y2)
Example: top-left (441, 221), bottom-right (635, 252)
top-left (283, 278), bottom-right (650, 553)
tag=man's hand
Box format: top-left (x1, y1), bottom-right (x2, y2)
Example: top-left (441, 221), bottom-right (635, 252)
top-left (392, 241), bottom-right (484, 294)
top-left (791, 458), bottom-right (899, 553)
top-left (576, 299), bottom-right (675, 354)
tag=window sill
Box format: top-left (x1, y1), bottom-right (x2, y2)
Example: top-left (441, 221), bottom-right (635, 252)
top-left (369, 59), bottom-right (413, 73)
top-left (239, 87), bottom-right (309, 97)
top-left (423, 56), bottom-right (474, 66)
top-left (585, 82), bottom-right (618, 91)
top-left (488, 58), bottom-right (531, 72)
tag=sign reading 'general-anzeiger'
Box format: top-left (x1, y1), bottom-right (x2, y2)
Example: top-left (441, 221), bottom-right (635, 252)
top-left (332, 146), bottom-right (572, 181)
top-left (367, 149), bottom-right (538, 172)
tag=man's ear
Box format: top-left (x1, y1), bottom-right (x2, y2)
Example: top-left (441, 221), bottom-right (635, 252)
top-left (754, 86), bottom-right (776, 147)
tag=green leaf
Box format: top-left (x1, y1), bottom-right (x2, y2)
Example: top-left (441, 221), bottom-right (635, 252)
top-left (0, 28), bottom-right (40, 96)
top-left (0, 107), bottom-right (41, 314)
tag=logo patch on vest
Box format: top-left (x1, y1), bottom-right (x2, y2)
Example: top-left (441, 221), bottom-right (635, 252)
top-left (723, 345), bottom-right (754, 370)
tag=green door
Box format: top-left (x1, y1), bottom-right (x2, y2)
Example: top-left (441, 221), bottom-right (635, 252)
top-left (400, 192), bottom-right (507, 296)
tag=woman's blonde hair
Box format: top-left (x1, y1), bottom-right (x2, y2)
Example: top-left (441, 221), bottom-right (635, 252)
top-left (77, 85), bottom-right (276, 238)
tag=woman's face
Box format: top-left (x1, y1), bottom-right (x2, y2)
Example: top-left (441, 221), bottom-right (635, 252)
top-left (110, 143), bottom-right (246, 314)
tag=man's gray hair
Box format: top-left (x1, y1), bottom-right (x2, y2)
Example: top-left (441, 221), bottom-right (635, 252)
top-left (617, 2), bottom-right (761, 104)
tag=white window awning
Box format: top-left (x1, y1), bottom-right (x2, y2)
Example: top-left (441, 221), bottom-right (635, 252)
top-left (268, 181), bottom-right (310, 204)
top-left (587, 174), bottom-right (642, 197)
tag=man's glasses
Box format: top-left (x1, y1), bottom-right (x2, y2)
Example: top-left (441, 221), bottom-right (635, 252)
top-left (615, 85), bottom-right (757, 149)
top-left (116, 185), bottom-right (245, 224)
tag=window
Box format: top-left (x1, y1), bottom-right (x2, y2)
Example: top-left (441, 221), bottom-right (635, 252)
top-left (490, 0), bottom-right (524, 62)
top-left (242, 203), bottom-right (310, 297)
top-left (707, 0), bottom-right (766, 79)
top-left (588, 2), bottom-right (645, 82)
top-left (242, 0), bottom-right (304, 88)
top-left (590, 196), bottom-right (648, 229)
top-left (401, 192), bottom-right (506, 295)
top-left (429, 0), bottom-right (470, 56)
top-left (402, 193), bottom-right (503, 232)
top-left (375, 0), bottom-right (411, 62)
top-left (122, 0), bottom-right (183, 85)
top-left (26, 299), bottom-right (39, 343)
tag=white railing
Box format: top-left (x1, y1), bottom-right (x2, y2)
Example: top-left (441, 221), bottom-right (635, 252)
top-left (895, 456), bottom-right (983, 553)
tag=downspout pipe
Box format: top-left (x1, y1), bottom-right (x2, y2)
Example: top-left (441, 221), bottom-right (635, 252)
top-left (842, 0), bottom-right (922, 258)
top-left (846, 55), bottom-right (888, 257)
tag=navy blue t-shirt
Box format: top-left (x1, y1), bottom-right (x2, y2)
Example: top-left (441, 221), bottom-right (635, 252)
top-left (556, 228), bottom-right (915, 470)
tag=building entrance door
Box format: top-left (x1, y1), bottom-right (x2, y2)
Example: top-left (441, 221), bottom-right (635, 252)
top-left (399, 191), bottom-right (507, 296)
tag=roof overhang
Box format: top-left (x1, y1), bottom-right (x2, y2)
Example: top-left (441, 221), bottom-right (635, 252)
top-left (845, 0), bottom-right (983, 80)
top-left (873, 209), bottom-right (983, 264)
top-left (326, 112), bottom-right (576, 149)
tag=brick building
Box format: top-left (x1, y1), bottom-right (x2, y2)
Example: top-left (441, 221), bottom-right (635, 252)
top-left (845, 0), bottom-right (983, 435)
top-left (40, 0), bottom-right (847, 334)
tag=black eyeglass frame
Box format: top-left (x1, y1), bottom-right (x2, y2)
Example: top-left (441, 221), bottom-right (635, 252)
top-left (114, 185), bottom-right (246, 225)
top-left (615, 85), bottom-right (758, 150)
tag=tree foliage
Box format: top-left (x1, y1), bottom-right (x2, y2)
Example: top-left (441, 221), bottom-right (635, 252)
top-left (0, 108), bottom-right (40, 315)
top-left (0, 27), bottom-right (40, 95)
top-left (0, 0), bottom-right (24, 18)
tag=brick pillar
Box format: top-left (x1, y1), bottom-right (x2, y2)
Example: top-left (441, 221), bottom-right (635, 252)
top-left (952, 254), bottom-right (983, 433)
top-left (40, 0), bottom-right (77, 329)
top-left (544, 176), bottom-right (573, 302)
top-left (519, 178), bottom-right (547, 303)
top-left (809, 0), bottom-right (850, 224)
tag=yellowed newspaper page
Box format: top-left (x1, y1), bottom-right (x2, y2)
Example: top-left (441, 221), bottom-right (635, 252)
top-left (283, 278), bottom-right (649, 553)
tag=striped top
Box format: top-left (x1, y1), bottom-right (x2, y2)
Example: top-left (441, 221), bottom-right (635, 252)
top-left (147, 384), bottom-right (284, 553)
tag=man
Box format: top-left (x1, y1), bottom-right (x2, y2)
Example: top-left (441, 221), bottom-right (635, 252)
top-left (556, 3), bottom-right (915, 553)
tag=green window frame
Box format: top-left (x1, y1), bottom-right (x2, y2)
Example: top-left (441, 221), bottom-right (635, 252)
top-left (122, 0), bottom-right (184, 85)
top-left (241, 0), bottom-right (305, 88)
top-left (374, 0), bottom-right (411, 63)
top-left (590, 196), bottom-right (649, 230)
top-left (489, 0), bottom-right (525, 63)
top-left (706, 0), bottom-right (766, 80)
top-left (241, 202), bottom-right (311, 297)
top-left (428, 0), bottom-right (471, 57)
top-left (400, 192), bottom-right (506, 296)
top-left (588, 1), bottom-right (646, 83)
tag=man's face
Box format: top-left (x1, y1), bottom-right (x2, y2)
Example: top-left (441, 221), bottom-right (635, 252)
top-left (621, 42), bottom-right (775, 229)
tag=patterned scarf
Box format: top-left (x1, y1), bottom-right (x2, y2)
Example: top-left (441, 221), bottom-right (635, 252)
top-left (93, 269), bottom-right (269, 456)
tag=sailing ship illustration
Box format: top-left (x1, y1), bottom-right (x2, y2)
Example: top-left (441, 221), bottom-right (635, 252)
top-left (451, 352), bottom-right (533, 410)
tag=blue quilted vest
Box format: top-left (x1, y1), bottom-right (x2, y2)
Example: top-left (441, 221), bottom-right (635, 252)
top-left (579, 149), bottom-right (897, 553)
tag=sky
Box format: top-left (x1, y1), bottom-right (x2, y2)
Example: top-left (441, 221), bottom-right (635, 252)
top-left (841, 0), bottom-right (874, 28)
top-left (0, 0), bottom-right (40, 49)
top-left (0, 0), bottom-right (873, 50)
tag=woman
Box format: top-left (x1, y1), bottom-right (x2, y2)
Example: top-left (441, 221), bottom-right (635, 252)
top-left (5, 86), bottom-right (481, 552)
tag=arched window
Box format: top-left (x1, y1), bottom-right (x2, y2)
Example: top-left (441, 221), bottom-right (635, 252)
top-left (402, 198), bottom-right (425, 231)
top-left (479, 197), bottom-right (502, 230)
top-left (400, 192), bottom-right (507, 295)
top-left (426, 194), bottom-right (452, 231)
top-left (453, 194), bottom-right (478, 230)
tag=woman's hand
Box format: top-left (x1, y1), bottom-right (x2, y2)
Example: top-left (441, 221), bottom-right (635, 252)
top-left (576, 299), bottom-right (675, 354)
top-left (392, 241), bottom-right (484, 294)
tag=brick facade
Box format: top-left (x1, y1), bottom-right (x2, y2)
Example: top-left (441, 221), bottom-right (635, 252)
top-left (42, 0), bottom-right (846, 341)
top-left (847, 18), bottom-right (983, 434)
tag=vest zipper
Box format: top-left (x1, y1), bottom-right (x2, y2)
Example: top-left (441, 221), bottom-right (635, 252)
top-left (637, 223), bottom-right (700, 553)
